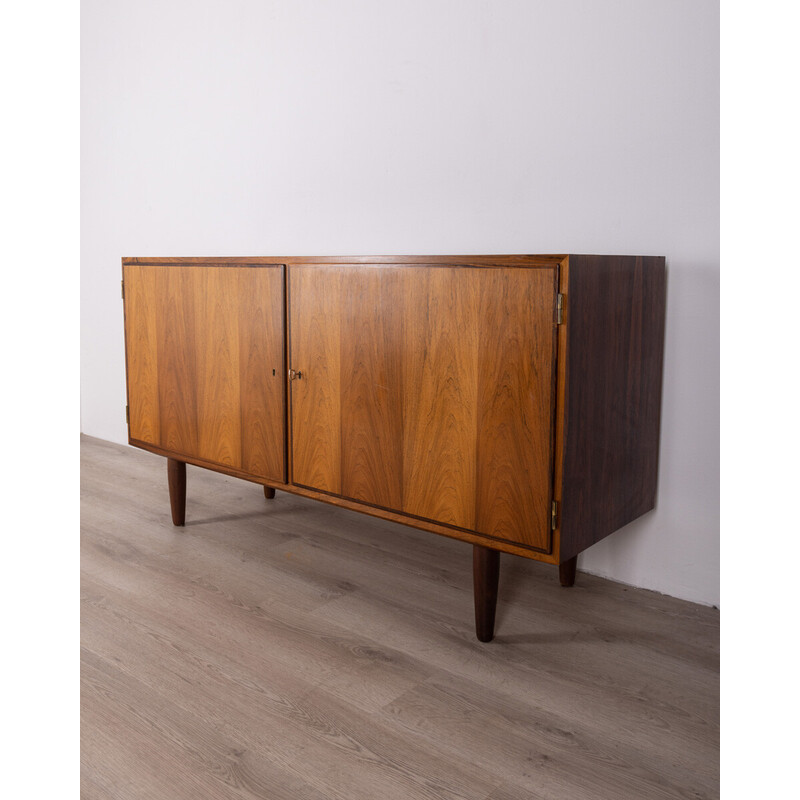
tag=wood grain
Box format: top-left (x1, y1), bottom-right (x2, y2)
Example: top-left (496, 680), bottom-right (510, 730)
top-left (82, 434), bottom-right (719, 800)
top-left (123, 264), bottom-right (286, 482)
top-left (475, 267), bottom-right (558, 550)
top-left (123, 265), bottom-right (160, 444)
top-left (123, 254), bottom-right (567, 268)
top-left (558, 255), bottom-right (667, 561)
top-left (238, 267), bottom-right (286, 481)
top-left (156, 265), bottom-right (199, 456)
top-left (127, 436), bottom-right (562, 561)
top-left (194, 267), bottom-right (242, 467)
top-left (339, 267), bottom-right (404, 509)
top-left (288, 264), bottom-right (557, 551)
top-left (402, 267), bottom-right (480, 529)
top-left (124, 254), bottom-right (666, 566)
top-left (289, 266), bottom-right (343, 494)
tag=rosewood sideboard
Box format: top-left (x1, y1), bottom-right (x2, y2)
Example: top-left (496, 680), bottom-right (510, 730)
top-left (122, 255), bottom-right (666, 641)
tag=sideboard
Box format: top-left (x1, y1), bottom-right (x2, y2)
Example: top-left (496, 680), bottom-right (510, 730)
top-left (122, 254), bottom-right (666, 641)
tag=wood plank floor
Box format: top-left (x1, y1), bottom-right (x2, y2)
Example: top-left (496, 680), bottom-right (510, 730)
top-left (81, 435), bottom-right (719, 799)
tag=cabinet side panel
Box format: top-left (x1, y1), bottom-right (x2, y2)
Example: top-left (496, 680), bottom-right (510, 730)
top-left (475, 268), bottom-right (558, 551)
top-left (560, 255), bottom-right (666, 561)
top-left (124, 265), bottom-right (161, 445)
top-left (238, 267), bottom-right (286, 482)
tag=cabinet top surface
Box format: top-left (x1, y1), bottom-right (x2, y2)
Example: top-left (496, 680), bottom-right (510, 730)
top-left (122, 254), bottom-right (663, 267)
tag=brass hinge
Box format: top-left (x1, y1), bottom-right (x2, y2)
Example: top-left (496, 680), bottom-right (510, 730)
top-left (551, 500), bottom-right (559, 531)
top-left (125, 405), bottom-right (130, 424)
top-left (121, 279), bottom-right (125, 300)
top-left (556, 293), bottom-right (564, 325)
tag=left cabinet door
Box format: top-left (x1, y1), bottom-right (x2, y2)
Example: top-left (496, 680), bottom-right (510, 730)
top-left (123, 264), bottom-right (286, 482)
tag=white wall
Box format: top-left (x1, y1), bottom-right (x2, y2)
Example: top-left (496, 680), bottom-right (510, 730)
top-left (81, 0), bottom-right (719, 606)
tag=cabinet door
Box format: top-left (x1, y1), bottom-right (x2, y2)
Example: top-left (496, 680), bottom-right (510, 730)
top-left (123, 264), bottom-right (286, 482)
top-left (289, 264), bottom-right (558, 551)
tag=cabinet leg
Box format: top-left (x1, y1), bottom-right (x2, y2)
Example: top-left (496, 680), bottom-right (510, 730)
top-left (167, 458), bottom-right (186, 527)
top-left (559, 556), bottom-right (577, 587)
top-left (473, 545), bottom-right (500, 642)
top-left (263, 486), bottom-right (276, 500)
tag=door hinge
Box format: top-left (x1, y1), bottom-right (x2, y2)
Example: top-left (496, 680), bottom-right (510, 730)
top-left (125, 405), bottom-right (130, 424)
top-left (121, 279), bottom-right (125, 300)
top-left (551, 500), bottom-right (559, 531)
top-left (556, 293), bottom-right (564, 325)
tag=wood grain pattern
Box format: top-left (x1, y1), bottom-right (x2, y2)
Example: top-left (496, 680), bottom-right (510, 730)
top-left (123, 265), bottom-right (160, 444)
top-left (289, 266), bottom-right (343, 494)
top-left (238, 267), bottom-right (286, 481)
top-left (402, 268), bottom-right (480, 530)
top-left (194, 267), bottom-right (241, 467)
top-left (82, 434), bottom-right (719, 800)
top-left (124, 254), bottom-right (567, 268)
top-left (558, 255), bottom-right (667, 561)
top-left (124, 254), bottom-right (666, 567)
top-left (156, 265), bottom-right (200, 457)
top-left (339, 267), bottom-right (404, 508)
top-left (288, 264), bottom-right (557, 551)
top-left (123, 264), bottom-right (285, 482)
top-left (127, 435), bottom-right (561, 562)
top-left (475, 267), bottom-right (558, 550)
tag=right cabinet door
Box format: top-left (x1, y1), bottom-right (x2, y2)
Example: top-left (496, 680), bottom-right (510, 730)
top-left (289, 263), bottom-right (558, 551)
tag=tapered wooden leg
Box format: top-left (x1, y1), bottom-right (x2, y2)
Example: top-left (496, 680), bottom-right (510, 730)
top-left (263, 486), bottom-right (276, 499)
top-left (167, 458), bottom-right (186, 526)
top-left (473, 545), bottom-right (500, 642)
top-left (559, 556), bottom-right (577, 587)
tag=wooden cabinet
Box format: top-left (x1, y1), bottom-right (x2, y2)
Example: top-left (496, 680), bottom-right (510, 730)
top-left (122, 255), bottom-right (666, 641)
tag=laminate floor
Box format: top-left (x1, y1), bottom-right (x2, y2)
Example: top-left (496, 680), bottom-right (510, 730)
top-left (80, 435), bottom-right (719, 800)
